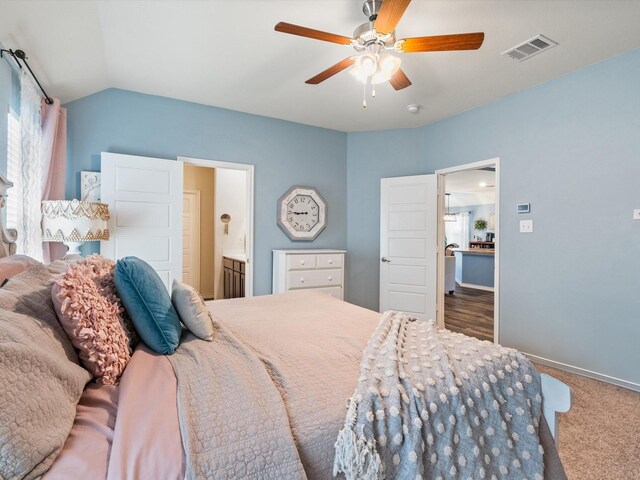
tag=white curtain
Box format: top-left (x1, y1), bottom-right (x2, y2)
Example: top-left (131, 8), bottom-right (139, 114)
top-left (16, 69), bottom-right (44, 260)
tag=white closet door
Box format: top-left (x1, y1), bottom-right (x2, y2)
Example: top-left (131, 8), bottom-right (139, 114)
top-left (380, 174), bottom-right (438, 321)
top-left (100, 152), bottom-right (183, 291)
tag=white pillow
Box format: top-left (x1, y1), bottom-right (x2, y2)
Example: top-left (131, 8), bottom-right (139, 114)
top-left (171, 280), bottom-right (214, 341)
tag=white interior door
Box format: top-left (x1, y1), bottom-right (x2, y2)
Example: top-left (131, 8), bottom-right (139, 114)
top-left (380, 174), bottom-right (438, 321)
top-left (182, 190), bottom-right (201, 291)
top-left (100, 152), bottom-right (183, 291)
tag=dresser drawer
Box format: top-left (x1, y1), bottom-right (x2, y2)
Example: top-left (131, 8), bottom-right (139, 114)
top-left (317, 253), bottom-right (343, 269)
top-left (288, 254), bottom-right (317, 270)
top-left (287, 268), bottom-right (342, 289)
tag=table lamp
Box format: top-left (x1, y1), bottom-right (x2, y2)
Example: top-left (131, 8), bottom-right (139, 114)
top-left (41, 200), bottom-right (110, 255)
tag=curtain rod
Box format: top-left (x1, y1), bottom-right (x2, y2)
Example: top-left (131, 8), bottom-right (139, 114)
top-left (1, 48), bottom-right (54, 105)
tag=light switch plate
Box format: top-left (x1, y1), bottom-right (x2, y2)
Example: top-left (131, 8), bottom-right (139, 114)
top-left (520, 219), bottom-right (533, 233)
top-left (634, 209), bottom-right (640, 220)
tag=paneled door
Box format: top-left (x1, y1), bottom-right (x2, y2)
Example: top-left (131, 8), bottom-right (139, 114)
top-left (100, 152), bottom-right (183, 291)
top-left (182, 190), bottom-right (201, 291)
top-left (380, 175), bottom-right (438, 321)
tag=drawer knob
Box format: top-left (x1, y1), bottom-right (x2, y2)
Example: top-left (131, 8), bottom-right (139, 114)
top-left (300, 278), bottom-right (305, 283)
top-left (328, 276), bottom-right (333, 281)
top-left (328, 259), bottom-right (333, 264)
top-left (301, 260), bottom-right (305, 265)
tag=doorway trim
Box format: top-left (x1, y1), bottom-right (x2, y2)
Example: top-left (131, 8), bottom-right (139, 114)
top-left (178, 156), bottom-right (255, 297)
top-left (435, 157), bottom-right (500, 344)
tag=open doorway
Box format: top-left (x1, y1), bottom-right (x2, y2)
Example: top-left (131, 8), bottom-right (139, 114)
top-left (178, 156), bottom-right (254, 300)
top-left (436, 158), bottom-right (499, 343)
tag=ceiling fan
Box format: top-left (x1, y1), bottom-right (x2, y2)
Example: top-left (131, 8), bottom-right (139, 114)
top-left (275, 0), bottom-right (484, 106)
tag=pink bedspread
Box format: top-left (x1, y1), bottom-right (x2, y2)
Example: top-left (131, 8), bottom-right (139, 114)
top-left (43, 384), bottom-right (118, 479)
top-left (44, 345), bottom-right (183, 480)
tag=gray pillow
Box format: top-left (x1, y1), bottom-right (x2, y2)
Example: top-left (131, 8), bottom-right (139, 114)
top-left (171, 280), bottom-right (215, 341)
top-left (0, 265), bottom-right (91, 479)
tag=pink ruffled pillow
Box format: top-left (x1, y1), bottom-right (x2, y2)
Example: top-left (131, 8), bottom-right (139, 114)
top-left (52, 255), bottom-right (134, 385)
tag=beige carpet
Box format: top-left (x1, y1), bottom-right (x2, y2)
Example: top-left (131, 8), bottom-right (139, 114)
top-left (535, 364), bottom-right (640, 479)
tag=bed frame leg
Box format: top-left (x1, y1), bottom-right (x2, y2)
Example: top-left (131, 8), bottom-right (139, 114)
top-left (540, 373), bottom-right (572, 446)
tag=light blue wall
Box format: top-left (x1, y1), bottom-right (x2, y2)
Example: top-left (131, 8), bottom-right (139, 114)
top-left (347, 48), bottom-right (640, 386)
top-left (64, 88), bottom-right (347, 296)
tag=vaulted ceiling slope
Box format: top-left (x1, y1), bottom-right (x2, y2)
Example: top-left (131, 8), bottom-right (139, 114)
top-left (1, 1), bottom-right (640, 132)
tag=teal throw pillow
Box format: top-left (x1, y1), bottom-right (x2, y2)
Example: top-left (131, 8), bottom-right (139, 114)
top-left (114, 256), bottom-right (181, 355)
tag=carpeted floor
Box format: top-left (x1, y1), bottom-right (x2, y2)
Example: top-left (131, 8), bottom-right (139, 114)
top-left (535, 364), bottom-right (640, 479)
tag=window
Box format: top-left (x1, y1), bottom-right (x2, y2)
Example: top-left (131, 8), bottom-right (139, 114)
top-left (444, 211), bottom-right (470, 250)
top-left (6, 109), bottom-right (21, 230)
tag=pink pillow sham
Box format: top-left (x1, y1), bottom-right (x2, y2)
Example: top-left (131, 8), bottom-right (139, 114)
top-left (52, 255), bottom-right (134, 385)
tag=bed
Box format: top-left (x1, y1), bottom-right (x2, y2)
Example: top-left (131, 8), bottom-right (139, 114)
top-left (0, 175), bottom-right (570, 479)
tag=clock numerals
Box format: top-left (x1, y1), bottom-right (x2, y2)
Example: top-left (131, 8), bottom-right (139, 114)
top-left (278, 187), bottom-right (326, 240)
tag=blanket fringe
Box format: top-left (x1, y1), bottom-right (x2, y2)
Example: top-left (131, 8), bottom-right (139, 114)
top-left (333, 395), bottom-right (382, 480)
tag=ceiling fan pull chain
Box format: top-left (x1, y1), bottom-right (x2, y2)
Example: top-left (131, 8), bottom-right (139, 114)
top-left (372, 81), bottom-right (376, 98)
top-left (362, 80), bottom-right (367, 108)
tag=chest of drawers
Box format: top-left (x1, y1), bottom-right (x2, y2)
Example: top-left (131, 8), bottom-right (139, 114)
top-left (272, 249), bottom-right (346, 300)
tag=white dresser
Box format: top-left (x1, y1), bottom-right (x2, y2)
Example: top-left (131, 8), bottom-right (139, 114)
top-left (272, 249), bottom-right (346, 300)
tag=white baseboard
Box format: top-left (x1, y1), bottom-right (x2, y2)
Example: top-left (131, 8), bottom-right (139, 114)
top-left (525, 352), bottom-right (640, 393)
top-left (458, 282), bottom-right (494, 292)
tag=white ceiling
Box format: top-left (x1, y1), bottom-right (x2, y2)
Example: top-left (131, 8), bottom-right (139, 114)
top-left (1, 1), bottom-right (640, 132)
top-left (445, 169), bottom-right (495, 207)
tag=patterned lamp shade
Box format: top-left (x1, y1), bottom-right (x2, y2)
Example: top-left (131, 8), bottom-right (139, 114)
top-left (42, 200), bottom-right (110, 254)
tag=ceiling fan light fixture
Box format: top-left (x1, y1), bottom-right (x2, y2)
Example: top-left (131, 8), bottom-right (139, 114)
top-left (351, 50), bottom-right (401, 84)
top-left (357, 53), bottom-right (378, 76)
top-left (445, 193), bottom-right (458, 222)
top-left (380, 52), bottom-right (401, 75)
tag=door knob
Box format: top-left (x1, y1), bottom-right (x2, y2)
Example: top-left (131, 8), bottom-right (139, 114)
top-left (381, 257), bottom-right (391, 263)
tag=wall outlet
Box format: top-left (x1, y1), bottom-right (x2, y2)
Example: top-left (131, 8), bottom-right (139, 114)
top-left (634, 209), bottom-right (640, 220)
top-left (520, 219), bottom-right (534, 233)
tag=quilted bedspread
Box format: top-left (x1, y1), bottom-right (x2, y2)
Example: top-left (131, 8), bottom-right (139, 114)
top-left (167, 324), bottom-right (308, 479)
top-left (167, 292), bottom-right (380, 480)
top-left (334, 311), bottom-right (545, 480)
top-left (0, 265), bottom-right (91, 480)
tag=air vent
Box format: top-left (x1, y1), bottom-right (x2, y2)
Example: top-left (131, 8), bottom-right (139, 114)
top-left (502, 35), bottom-right (558, 62)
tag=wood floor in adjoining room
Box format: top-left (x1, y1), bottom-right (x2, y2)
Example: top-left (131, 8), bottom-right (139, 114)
top-left (444, 284), bottom-right (494, 342)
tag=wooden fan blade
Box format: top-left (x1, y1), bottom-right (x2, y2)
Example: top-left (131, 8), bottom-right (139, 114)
top-left (374, 0), bottom-right (411, 34)
top-left (389, 68), bottom-right (412, 90)
top-left (399, 32), bottom-right (485, 53)
top-left (275, 22), bottom-right (352, 45)
top-left (306, 57), bottom-right (355, 84)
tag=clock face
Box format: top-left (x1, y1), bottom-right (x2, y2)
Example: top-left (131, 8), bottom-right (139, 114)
top-left (278, 186), bottom-right (327, 240)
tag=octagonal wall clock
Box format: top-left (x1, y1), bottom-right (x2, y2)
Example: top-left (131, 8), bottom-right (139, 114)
top-left (277, 186), bottom-right (327, 241)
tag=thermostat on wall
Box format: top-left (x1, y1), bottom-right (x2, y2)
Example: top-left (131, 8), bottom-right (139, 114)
top-left (517, 203), bottom-right (530, 213)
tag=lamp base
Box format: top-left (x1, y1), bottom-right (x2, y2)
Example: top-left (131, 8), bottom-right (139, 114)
top-left (63, 242), bottom-right (84, 256)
